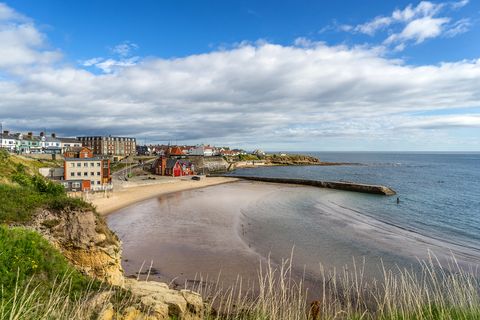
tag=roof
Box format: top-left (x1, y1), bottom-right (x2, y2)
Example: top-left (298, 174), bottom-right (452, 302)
top-left (167, 146), bottom-right (184, 156)
top-left (1, 133), bottom-right (17, 139)
top-left (64, 157), bottom-right (103, 161)
top-left (166, 158), bottom-right (178, 169)
top-left (58, 137), bottom-right (80, 143)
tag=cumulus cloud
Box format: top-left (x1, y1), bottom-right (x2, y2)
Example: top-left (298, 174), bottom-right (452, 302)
top-left (0, 3), bottom-right (479, 149)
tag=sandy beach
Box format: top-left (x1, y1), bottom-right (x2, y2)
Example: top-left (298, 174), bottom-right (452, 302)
top-left (89, 176), bottom-right (239, 215)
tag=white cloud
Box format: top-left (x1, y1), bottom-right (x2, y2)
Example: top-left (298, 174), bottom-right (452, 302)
top-left (337, 1), bottom-right (472, 51)
top-left (385, 16), bottom-right (450, 45)
top-left (0, 3), bottom-right (479, 150)
top-left (444, 18), bottom-right (471, 37)
top-left (111, 41), bottom-right (138, 57)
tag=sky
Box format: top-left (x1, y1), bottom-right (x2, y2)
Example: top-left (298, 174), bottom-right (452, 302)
top-left (0, 0), bottom-right (479, 151)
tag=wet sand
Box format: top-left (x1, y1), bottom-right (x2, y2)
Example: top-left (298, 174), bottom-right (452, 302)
top-left (107, 180), bottom-right (480, 292)
top-left (107, 181), bottom-right (276, 287)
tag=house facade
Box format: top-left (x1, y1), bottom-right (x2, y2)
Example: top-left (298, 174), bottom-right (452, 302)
top-left (63, 147), bottom-right (112, 191)
top-left (152, 156), bottom-right (195, 177)
top-left (59, 137), bottom-right (82, 153)
top-left (16, 133), bottom-right (42, 153)
top-left (188, 145), bottom-right (214, 157)
top-left (1, 131), bottom-right (17, 151)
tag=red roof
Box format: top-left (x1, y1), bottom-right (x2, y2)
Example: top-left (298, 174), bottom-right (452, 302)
top-left (168, 146), bottom-right (184, 156)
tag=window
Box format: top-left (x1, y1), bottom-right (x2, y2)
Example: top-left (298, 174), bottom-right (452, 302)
top-left (84, 172), bottom-right (88, 176)
top-left (73, 182), bottom-right (81, 188)
top-left (84, 163), bottom-right (88, 167)
top-left (77, 172), bottom-right (81, 176)
top-left (97, 181), bottom-right (101, 185)
top-left (77, 163), bottom-right (81, 167)
top-left (70, 172), bottom-right (75, 177)
top-left (91, 172), bottom-right (94, 176)
top-left (90, 163), bottom-right (94, 167)
top-left (97, 162), bottom-right (101, 167)
top-left (97, 172), bottom-right (101, 176)
top-left (70, 163), bottom-right (75, 167)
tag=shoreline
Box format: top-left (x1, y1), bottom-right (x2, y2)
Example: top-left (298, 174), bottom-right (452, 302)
top-left (89, 176), bottom-right (239, 215)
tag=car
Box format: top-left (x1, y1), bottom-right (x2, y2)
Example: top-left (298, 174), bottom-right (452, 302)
top-left (191, 175), bottom-right (201, 181)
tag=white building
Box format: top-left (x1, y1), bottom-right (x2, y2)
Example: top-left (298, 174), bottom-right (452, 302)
top-left (188, 145), bottom-right (214, 157)
top-left (1, 131), bottom-right (17, 151)
top-left (59, 137), bottom-right (82, 153)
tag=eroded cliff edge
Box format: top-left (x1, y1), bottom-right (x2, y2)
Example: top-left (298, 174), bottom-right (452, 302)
top-left (27, 207), bottom-right (205, 320)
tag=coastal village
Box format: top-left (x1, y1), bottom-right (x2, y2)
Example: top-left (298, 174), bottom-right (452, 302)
top-left (0, 129), bottom-right (281, 193)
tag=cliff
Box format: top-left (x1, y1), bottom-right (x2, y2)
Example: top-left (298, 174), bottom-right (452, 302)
top-left (28, 207), bottom-right (205, 319)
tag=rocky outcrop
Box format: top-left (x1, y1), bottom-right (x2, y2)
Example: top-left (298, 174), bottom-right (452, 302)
top-left (29, 208), bottom-right (206, 319)
top-left (29, 208), bottom-right (124, 285)
top-left (124, 279), bottom-right (204, 320)
top-left (265, 154), bottom-right (322, 165)
top-left (88, 280), bottom-right (204, 320)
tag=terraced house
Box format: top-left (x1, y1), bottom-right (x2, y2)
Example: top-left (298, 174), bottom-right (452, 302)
top-left (16, 132), bottom-right (42, 153)
top-left (1, 131), bottom-right (17, 152)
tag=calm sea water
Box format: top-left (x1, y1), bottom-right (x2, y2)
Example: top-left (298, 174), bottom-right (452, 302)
top-left (230, 152), bottom-right (480, 257)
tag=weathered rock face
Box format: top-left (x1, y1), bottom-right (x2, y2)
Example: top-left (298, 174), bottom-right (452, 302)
top-left (29, 208), bottom-right (124, 286)
top-left (91, 280), bottom-right (205, 320)
top-left (125, 279), bottom-right (204, 320)
top-left (29, 208), bottom-right (206, 319)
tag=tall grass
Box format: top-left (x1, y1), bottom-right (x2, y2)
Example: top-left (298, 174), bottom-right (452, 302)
top-left (187, 253), bottom-right (479, 320)
top-left (0, 275), bottom-right (138, 320)
top-left (1, 253), bottom-right (478, 319)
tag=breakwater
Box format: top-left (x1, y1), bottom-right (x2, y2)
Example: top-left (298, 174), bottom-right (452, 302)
top-left (223, 175), bottom-right (396, 195)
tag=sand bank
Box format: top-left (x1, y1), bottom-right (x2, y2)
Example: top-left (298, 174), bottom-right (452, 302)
top-left (90, 176), bottom-right (239, 215)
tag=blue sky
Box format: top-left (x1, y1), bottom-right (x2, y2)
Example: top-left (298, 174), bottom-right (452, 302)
top-left (0, 0), bottom-right (479, 150)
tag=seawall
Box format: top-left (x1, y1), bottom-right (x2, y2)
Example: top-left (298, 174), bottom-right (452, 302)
top-left (224, 175), bottom-right (396, 195)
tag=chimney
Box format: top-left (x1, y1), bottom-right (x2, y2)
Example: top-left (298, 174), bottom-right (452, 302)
top-left (40, 132), bottom-right (44, 137)
top-left (51, 133), bottom-right (56, 138)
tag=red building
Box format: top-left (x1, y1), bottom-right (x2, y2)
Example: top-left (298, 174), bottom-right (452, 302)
top-left (152, 156), bottom-right (195, 177)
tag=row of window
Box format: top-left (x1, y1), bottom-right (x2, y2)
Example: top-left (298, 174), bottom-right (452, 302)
top-left (70, 172), bottom-right (101, 177)
top-left (64, 181), bottom-right (102, 189)
top-left (69, 162), bottom-right (101, 167)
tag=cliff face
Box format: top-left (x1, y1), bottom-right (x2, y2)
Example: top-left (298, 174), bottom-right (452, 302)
top-left (29, 208), bottom-right (124, 286)
top-left (28, 208), bottom-right (205, 319)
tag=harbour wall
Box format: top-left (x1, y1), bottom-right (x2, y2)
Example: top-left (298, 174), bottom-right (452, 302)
top-left (223, 175), bottom-right (396, 196)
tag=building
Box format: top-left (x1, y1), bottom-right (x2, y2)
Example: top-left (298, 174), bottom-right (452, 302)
top-left (77, 136), bottom-right (136, 158)
top-left (152, 156), bottom-right (195, 177)
top-left (1, 131), bottom-right (18, 152)
top-left (188, 145), bottom-right (214, 157)
top-left (63, 147), bottom-right (112, 192)
top-left (16, 132), bottom-right (42, 153)
top-left (63, 146), bottom-right (94, 159)
top-left (58, 137), bottom-right (82, 153)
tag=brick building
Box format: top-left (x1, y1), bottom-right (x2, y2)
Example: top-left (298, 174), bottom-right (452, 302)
top-left (77, 136), bottom-right (136, 159)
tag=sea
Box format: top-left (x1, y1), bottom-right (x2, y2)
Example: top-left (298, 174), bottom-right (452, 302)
top-left (229, 152), bottom-right (480, 258)
top-left (108, 152), bottom-right (480, 287)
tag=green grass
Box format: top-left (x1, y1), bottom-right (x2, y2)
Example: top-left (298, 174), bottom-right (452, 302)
top-left (0, 150), bottom-right (93, 224)
top-left (0, 226), bottom-right (98, 300)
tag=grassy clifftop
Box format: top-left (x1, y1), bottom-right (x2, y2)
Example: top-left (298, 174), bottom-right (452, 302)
top-left (0, 149), bottom-right (91, 224)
